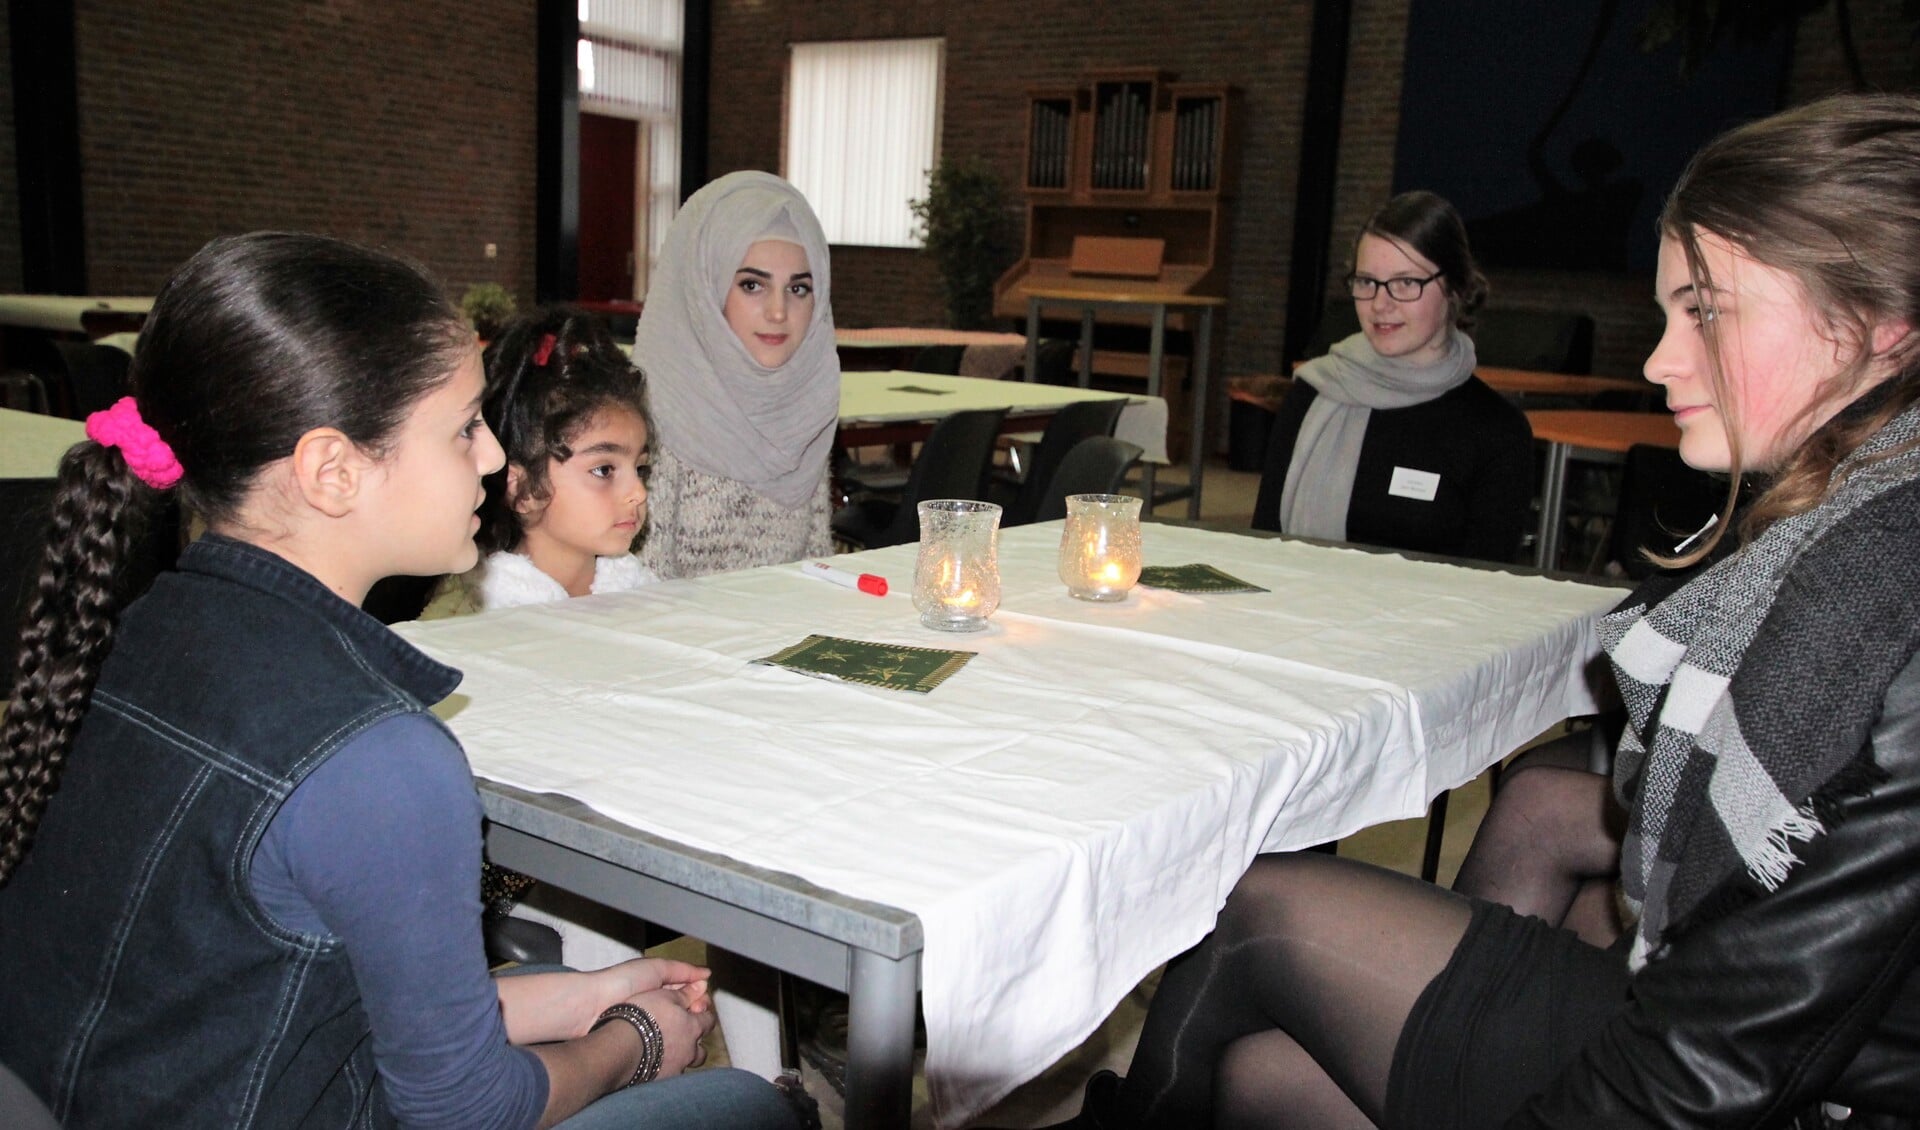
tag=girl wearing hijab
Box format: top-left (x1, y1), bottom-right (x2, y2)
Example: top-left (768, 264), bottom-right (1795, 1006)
top-left (1252, 191), bottom-right (1533, 563)
top-left (636, 171), bottom-right (838, 580)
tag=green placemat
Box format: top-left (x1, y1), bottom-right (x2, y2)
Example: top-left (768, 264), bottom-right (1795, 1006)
top-left (754, 634), bottom-right (976, 693)
top-left (887, 384), bottom-right (954, 396)
top-left (1137, 564), bottom-right (1269, 594)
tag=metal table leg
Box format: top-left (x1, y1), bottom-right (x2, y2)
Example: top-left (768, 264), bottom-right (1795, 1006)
top-left (1143, 306), bottom-right (1167, 512)
top-left (1077, 309), bottom-right (1096, 388)
top-left (843, 947), bottom-right (922, 1130)
top-left (1188, 305), bottom-right (1214, 519)
top-left (1535, 441), bottom-right (1570, 570)
top-left (1023, 297), bottom-right (1041, 384)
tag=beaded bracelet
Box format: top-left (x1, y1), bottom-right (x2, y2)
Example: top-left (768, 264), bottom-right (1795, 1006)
top-left (592, 1003), bottom-right (665, 1088)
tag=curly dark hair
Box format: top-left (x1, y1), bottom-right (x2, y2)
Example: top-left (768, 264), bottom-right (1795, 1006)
top-left (477, 307), bottom-right (653, 554)
top-left (0, 232), bottom-right (471, 886)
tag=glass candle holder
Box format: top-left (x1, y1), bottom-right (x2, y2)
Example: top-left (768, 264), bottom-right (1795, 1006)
top-left (1058, 493), bottom-right (1143, 601)
top-left (913, 499), bottom-right (1003, 632)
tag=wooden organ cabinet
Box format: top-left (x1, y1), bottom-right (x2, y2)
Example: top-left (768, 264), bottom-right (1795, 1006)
top-left (994, 71), bottom-right (1239, 459)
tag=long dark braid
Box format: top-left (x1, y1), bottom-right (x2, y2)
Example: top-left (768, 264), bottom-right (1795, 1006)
top-left (0, 446), bottom-right (144, 883)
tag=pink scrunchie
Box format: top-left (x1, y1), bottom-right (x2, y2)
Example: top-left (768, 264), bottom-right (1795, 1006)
top-left (85, 396), bottom-right (184, 489)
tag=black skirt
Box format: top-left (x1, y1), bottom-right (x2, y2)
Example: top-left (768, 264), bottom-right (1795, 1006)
top-left (1385, 899), bottom-right (1632, 1129)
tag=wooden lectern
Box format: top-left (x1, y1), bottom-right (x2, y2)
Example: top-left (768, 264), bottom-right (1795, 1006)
top-left (993, 70), bottom-right (1238, 471)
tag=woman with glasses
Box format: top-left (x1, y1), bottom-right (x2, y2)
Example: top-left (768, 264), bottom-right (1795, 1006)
top-left (1251, 190), bottom-right (1532, 562)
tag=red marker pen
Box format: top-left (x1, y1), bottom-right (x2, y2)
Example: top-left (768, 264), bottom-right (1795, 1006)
top-left (800, 560), bottom-right (889, 596)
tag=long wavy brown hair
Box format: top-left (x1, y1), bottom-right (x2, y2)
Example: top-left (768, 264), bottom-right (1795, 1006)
top-left (1658, 93), bottom-right (1920, 567)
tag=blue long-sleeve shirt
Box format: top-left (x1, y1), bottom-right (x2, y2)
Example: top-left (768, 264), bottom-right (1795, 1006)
top-left (250, 713), bottom-right (548, 1129)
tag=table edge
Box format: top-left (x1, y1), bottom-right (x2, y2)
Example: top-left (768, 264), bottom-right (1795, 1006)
top-left (479, 779), bottom-right (925, 959)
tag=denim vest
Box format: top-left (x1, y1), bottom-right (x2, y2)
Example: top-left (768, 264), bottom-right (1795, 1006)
top-left (0, 535), bottom-right (462, 1128)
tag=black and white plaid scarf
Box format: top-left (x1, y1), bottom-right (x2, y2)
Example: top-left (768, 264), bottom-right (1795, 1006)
top-left (1599, 401), bottom-right (1920, 970)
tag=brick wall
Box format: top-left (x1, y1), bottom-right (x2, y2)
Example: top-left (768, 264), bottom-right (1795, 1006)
top-left (17, 1), bottom-right (539, 301)
top-left (710, 0), bottom-right (1913, 381)
top-left (708, 0), bottom-right (1316, 378)
top-left (0, 2), bottom-right (1908, 358)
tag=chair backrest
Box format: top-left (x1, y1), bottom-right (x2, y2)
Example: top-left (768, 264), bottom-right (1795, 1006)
top-left (1304, 305), bottom-right (1595, 376)
top-left (1304, 302), bottom-right (1360, 359)
top-left (907, 343), bottom-right (967, 375)
top-left (52, 341), bottom-right (132, 417)
top-left (1032, 437), bottom-right (1145, 523)
top-left (1029, 338), bottom-right (1079, 386)
top-left (0, 372), bottom-right (51, 414)
top-left (1473, 309), bottom-right (1595, 374)
top-left (362, 574), bottom-right (444, 624)
top-left (0, 1061), bottom-right (60, 1130)
top-left (878, 406), bottom-right (1009, 546)
top-left (1005, 398), bottom-right (1126, 527)
top-left (1609, 443), bottom-right (1723, 579)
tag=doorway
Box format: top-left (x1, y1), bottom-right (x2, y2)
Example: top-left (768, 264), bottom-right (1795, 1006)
top-left (578, 111), bottom-right (646, 304)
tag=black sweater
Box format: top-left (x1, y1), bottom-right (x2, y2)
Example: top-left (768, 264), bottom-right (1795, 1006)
top-left (1251, 376), bottom-right (1533, 563)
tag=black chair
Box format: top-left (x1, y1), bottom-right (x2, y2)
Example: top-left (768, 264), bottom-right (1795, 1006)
top-left (361, 574), bottom-right (443, 625)
top-left (51, 341), bottom-right (131, 418)
top-left (1028, 338), bottom-right (1080, 386)
top-left (997, 399), bottom-right (1127, 527)
top-left (907, 343), bottom-right (967, 375)
top-left (1608, 443), bottom-right (1723, 579)
top-left (1474, 309), bottom-right (1596, 375)
top-left (1031, 437), bottom-right (1145, 524)
top-left (1303, 302), bottom-right (1360, 359)
top-left (831, 407), bottom-right (1008, 549)
top-left (1303, 305), bottom-right (1595, 377)
top-left (839, 345), bottom-right (975, 497)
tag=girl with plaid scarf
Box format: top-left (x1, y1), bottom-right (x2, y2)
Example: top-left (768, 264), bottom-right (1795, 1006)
top-left (1025, 92), bottom-right (1920, 1130)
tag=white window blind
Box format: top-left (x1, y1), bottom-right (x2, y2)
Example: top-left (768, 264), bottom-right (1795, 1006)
top-left (787, 38), bottom-right (944, 248)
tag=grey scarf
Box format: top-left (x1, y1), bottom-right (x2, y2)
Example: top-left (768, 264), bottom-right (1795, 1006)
top-left (1279, 329), bottom-right (1476, 540)
top-left (1599, 399), bottom-right (1920, 969)
top-left (634, 171), bottom-right (839, 509)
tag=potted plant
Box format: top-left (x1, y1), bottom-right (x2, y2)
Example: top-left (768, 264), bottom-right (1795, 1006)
top-left (909, 157), bottom-right (1017, 330)
top-left (460, 283), bottom-right (518, 343)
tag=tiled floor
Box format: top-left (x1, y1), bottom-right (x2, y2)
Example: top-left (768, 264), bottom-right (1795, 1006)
top-left (664, 456), bottom-right (1515, 1128)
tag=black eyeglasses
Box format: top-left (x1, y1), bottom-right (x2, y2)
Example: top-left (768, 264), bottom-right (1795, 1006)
top-left (1345, 271), bottom-right (1443, 301)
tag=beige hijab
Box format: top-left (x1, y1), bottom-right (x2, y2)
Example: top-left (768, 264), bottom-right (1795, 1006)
top-left (635, 171), bottom-right (838, 508)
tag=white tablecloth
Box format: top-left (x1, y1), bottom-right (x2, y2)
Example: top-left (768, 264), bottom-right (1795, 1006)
top-left (394, 524), bottom-right (1619, 1125)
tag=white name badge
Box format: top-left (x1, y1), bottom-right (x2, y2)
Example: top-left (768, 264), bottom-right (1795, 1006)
top-left (1388, 466), bottom-right (1441, 502)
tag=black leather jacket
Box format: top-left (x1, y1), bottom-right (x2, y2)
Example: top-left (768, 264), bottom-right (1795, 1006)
top-left (1509, 650), bottom-right (1920, 1128)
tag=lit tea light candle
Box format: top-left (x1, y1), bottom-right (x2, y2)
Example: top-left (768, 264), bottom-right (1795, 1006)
top-left (913, 500), bottom-right (1003, 632)
top-left (1058, 494), bottom-right (1143, 602)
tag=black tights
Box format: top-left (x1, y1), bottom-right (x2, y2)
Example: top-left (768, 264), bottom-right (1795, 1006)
top-left (1115, 853), bottom-right (1472, 1129)
top-left (1450, 734), bottom-right (1627, 948)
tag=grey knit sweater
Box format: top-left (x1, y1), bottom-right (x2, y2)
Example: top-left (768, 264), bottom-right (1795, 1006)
top-left (638, 447), bottom-right (834, 580)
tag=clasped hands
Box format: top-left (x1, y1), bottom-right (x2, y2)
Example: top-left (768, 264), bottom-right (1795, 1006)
top-left (607, 957), bottom-right (716, 1078)
top-left (498, 956), bottom-right (718, 1079)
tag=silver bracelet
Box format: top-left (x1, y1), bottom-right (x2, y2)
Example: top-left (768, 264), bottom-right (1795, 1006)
top-left (592, 1003), bottom-right (664, 1087)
